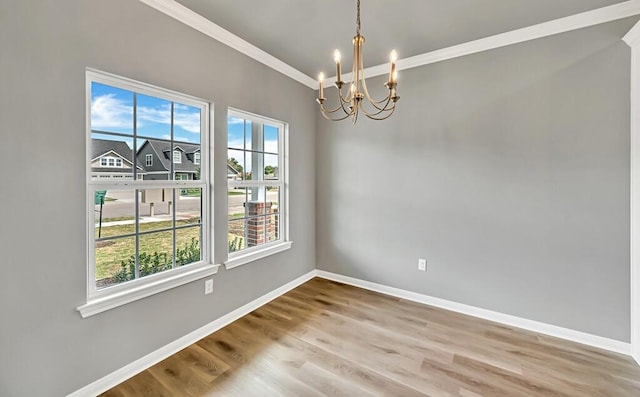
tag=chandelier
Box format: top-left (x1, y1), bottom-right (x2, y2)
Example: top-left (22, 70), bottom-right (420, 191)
top-left (316, 0), bottom-right (399, 123)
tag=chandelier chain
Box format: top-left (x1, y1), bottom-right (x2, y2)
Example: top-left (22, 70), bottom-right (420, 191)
top-left (356, 0), bottom-right (361, 35)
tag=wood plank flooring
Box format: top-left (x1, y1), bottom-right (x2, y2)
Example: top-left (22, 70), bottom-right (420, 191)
top-left (102, 278), bottom-right (640, 396)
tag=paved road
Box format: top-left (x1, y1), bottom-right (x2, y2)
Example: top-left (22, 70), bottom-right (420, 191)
top-left (97, 189), bottom-right (279, 220)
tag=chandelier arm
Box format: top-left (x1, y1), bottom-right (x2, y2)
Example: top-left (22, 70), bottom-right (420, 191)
top-left (318, 95), bottom-right (356, 119)
top-left (358, 97), bottom-right (395, 118)
top-left (338, 85), bottom-right (353, 104)
top-left (319, 104), bottom-right (353, 121)
top-left (361, 102), bottom-right (396, 121)
top-left (358, 47), bottom-right (395, 109)
top-left (319, 100), bottom-right (352, 115)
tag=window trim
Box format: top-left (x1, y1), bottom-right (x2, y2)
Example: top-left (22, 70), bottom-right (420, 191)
top-left (173, 150), bottom-right (182, 164)
top-left (194, 152), bottom-right (201, 165)
top-left (146, 153), bottom-right (153, 166)
top-left (80, 68), bottom-right (218, 318)
top-left (224, 108), bottom-right (290, 270)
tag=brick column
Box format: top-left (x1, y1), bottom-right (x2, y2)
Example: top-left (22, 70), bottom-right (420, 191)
top-left (247, 201), bottom-right (270, 247)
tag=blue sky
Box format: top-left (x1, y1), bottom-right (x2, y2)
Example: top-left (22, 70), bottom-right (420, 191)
top-left (91, 82), bottom-right (279, 169)
top-left (91, 82), bottom-right (201, 145)
top-left (227, 116), bottom-right (279, 169)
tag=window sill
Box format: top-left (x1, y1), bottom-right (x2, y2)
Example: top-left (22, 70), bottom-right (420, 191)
top-left (224, 241), bottom-right (293, 270)
top-left (77, 263), bottom-right (221, 318)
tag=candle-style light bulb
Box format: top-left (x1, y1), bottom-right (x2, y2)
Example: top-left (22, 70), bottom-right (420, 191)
top-left (389, 50), bottom-right (398, 85)
top-left (318, 72), bottom-right (325, 99)
top-left (334, 49), bottom-right (341, 63)
top-left (334, 49), bottom-right (342, 82)
top-left (390, 49), bottom-right (398, 63)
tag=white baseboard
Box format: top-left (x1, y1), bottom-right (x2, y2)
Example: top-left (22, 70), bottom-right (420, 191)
top-left (67, 270), bottom-right (317, 397)
top-left (315, 270), bottom-right (632, 356)
top-left (69, 268), bottom-right (633, 396)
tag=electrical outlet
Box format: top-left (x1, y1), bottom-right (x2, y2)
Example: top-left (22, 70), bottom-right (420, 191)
top-left (418, 258), bottom-right (427, 271)
top-left (205, 279), bottom-right (214, 295)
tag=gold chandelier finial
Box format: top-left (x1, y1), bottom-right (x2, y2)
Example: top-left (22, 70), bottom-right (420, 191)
top-left (316, 0), bottom-right (399, 123)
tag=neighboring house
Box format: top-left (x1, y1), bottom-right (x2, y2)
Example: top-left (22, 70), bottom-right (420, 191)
top-left (227, 163), bottom-right (241, 180)
top-left (137, 139), bottom-right (201, 180)
top-left (91, 138), bottom-right (139, 179)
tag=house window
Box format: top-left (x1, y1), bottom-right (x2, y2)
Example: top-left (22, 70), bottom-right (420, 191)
top-left (100, 156), bottom-right (123, 168)
top-left (173, 150), bottom-right (182, 164)
top-left (146, 154), bottom-right (153, 166)
top-left (194, 152), bottom-right (201, 165)
top-left (225, 109), bottom-right (290, 269)
top-left (80, 69), bottom-right (216, 318)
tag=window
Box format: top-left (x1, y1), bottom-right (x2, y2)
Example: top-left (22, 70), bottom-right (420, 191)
top-left (79, 69), bottom-right (217, 318)
top-left (173, 150), bottom-right (182, 164)
top-left (100, 156), bottom-right (123, 168)
top-left (194, 152), bottom-right (201, 165)
top-left (146, 154), bottom-right (153, 166)
top-left (226, 109), bottom-right (290, 269)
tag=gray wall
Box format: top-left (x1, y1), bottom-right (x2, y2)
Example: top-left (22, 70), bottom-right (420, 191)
top-left (0, 1), bottom-right (315, 396)
top-left (316, 18), bottom-right (636, 342)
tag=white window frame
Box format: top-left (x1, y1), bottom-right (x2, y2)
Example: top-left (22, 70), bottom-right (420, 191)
top-left (146, 153), bottom-right (153, 166)
top-left (194, 152), bottom-right (201, 165)
top-left (224, 108), bottom-right (291, 270)
top-left (78, 69), bottom-right (218, 318)
top-left (173, 150), bottom-right (182, 164)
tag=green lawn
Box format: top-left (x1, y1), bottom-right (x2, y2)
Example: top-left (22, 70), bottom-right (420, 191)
top-left (95, 218), bottom-right (201, 280)
top-left (100, 216), bottom-right (135, 223)
top-left (181, 188), bottom-right (202, 197)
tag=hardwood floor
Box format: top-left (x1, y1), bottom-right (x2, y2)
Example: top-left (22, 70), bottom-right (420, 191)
top-left (102, 278), bottom-right (640, 396)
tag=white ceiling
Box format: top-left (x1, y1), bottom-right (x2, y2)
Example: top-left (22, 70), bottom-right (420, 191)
top-left (174, 0), bottom-right (630, 79)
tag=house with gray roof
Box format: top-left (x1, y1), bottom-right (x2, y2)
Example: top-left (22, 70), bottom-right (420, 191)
top-left (90, 138), bottom-right (141, 179)
top-left (137, 139), bottom-right (201, 180)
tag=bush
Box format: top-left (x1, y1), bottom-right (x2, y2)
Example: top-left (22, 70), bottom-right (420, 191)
top-left (114, 238), bottom-right (200, 282)
top-left (228, 236), bottom-right (243, 253)
top-left (176, 237), bottom-right (200, 266)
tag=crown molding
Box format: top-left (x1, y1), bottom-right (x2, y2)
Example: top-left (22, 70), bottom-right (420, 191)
top-left (138, 0), bottom-right (318, 89)
top-left (624, 19), bottom-right (640, 45)
top-left (324, 0), bottom-right (640, 86)
top-left (139, 0), bottom-right (640, 91)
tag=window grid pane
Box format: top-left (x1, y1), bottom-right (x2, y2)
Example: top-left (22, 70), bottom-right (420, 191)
top-left (89, 75), bottom-right (207, 292)
top-left (227, 112), bottom-right (284, 254)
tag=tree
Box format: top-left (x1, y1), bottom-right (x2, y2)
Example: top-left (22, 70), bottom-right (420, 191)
top-left (264, 165), bottom-right (275, 175)
top-left (228, 158), bottom-right (243, 174)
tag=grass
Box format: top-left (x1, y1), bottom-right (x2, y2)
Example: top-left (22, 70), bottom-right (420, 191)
top-left (95, 218), bottom-right (201, 280)
top-left (228, 191), bottom-right (245, 196)
top-left (181, 188), bottom-right (201, 197)
top-left (229, 212), bottom-right (245, 220)
top-left (99, 216), bottom-right (135, 223)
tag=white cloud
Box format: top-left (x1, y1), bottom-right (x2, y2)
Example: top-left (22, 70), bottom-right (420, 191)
top-left (228, 117), bottom-right (245, 125)
top-left (91, 94), bottom-right (201, 134)
top-left (265, 139), bottom-right (278, 154)
top-left (137, 104), bottom-right (201, 134)
top-left (228, 138), bottom-right (245, 148)
top-left (91, 94), bottom-right (133, 129)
